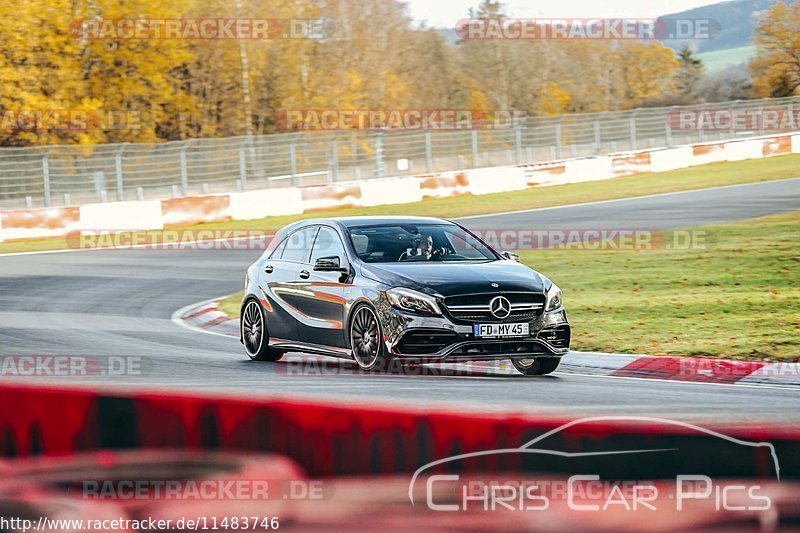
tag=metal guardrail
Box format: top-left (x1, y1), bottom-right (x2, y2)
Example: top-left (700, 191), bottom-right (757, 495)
top-left (1, 96), bottom-right (798, 209)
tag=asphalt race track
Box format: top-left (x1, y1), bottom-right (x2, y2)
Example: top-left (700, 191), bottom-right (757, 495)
top-left (1, 178), bottom-right (799, 423)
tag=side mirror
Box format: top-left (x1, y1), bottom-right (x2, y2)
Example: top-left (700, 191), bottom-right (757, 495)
top-left (501, 251), bottom-right (520, 262)
top-left (314, 255), bottom-right (348, 272)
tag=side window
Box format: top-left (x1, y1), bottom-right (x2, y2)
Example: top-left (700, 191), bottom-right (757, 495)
top-left (281, 226), bottom-right (318, 263)
top-left (269, 237), bottom-right (288, 259)
top-left (311, 226), bottom-right (347, 265)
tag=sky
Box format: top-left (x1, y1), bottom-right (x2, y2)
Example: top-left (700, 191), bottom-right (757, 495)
top-left (405, 0), bottom-right (726, 28)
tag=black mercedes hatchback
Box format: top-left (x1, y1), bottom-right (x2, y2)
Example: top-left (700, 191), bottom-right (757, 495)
top-left (240, 216), bottom-right (570, 375)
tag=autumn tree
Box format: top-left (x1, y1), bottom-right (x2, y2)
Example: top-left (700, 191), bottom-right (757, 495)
top-left (675, 46), bottom-right (705, 101)
top-left (750, 2), bottom-right (800, 97)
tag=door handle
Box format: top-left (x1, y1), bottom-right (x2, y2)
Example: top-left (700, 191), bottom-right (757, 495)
top-left (264, 265), bottom-right (274, 274)
top-left (299, 269), bottom-right (310, 279)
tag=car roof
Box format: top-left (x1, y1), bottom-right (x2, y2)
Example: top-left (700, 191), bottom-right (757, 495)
top-left (276, 216), bottom-right (453, 238)
top-left (328, 216), bottom-right (450, 228)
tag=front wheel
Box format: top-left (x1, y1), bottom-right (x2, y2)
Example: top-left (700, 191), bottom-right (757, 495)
top-left (512, 357), bottom-right (561, 375)
top-left (242, 299), bottom-right (283, 362)
top-left (349, 303), bottom-right (391, 372)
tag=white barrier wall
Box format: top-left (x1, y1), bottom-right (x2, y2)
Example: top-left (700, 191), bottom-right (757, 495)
top-left (468, 166), bottom-right (527, 195)
top-left (690, 143), bottom-right (727, 166)
top-left (359, 176), bottom-right (423, 206)
top-left (1, 133), bottom-right (797, 242)
top-left (650, 147), bottom-right (694, 173)
top-left (228, 188), bottom-right (304, 220)
top-left (564, 156), bottom-right (613, 183)
top-left (724, 139), bottom-right (766, 161)
top-left (78, 200), bottom-right (164, 231)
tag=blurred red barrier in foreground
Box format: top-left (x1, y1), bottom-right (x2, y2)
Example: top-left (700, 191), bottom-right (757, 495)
top-left (1, 451), bottom-right (799, 531)
top-left (0, 383), bottom-right (797, 480)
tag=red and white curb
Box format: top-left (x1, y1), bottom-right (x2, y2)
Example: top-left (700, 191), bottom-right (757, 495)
top-left (565, 351), bottom-right (800, 388)
top-left (174, 297), bottom-right (800, 388)
top-left (171, 296), bottom-right (239, 338)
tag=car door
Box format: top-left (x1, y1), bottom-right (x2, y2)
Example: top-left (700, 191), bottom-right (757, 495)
top-left (292, 225), bottom-right (350, 348)
top-left (259, 225), bottom-right (318, 342)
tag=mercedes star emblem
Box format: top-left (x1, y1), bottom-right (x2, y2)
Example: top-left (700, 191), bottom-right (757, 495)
top-left (489, 296), bottom-right (511, 319)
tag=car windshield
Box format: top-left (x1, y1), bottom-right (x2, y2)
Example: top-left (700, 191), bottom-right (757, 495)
top-left (348, 223), bottom-right (498, 263)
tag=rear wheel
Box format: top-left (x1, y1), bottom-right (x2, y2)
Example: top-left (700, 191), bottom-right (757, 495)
top-left (512, 357), bottom-right (561, 375)
top-left (349, 303), bottom-right (390, 372)
top-left (242, 299), bottom-right (283, 362)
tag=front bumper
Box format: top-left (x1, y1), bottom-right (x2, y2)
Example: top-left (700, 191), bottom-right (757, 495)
top-left (379, 305), bottom-right (570, 363)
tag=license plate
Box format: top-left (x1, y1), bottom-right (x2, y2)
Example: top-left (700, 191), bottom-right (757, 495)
top-left (473, 323), bottom-right (529, 338)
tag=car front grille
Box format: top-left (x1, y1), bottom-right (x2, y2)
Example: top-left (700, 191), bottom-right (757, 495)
top-left (443, 292), bottom-right (545, 323)
top-left (395, 329), bottom-right (459, 355)
top-left (449, 340), bottom-right (552, 356)
top-left (539, 325), bottom-right (571, 348)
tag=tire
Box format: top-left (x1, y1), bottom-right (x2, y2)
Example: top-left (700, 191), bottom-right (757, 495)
top-left (348, 303), bottom-right (391, 372)
top-left (512, 356), bottom-right (561, 376)
top-left (241, 298), bottom-right (283, 362)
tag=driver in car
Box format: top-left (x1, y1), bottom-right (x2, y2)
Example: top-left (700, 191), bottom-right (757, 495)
top-left (400, 234), bottom-right (447, 260)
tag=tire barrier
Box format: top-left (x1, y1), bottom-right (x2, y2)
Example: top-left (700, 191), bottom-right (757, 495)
top-left (0, 383), bottom-right (798, 480)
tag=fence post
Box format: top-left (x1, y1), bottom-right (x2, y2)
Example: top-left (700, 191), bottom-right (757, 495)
top-left (555, 119), bottom-right (563, 159)
top-left (424, 131), bottom-right (433, 173)
top-left (179, 141), bottom-right (190, 195)
top-left (331, 138), bottom-right (339, 183)
top-left (629, 110), bottom-right (638, 151)
top-left (471, 129), bottom-right (479, 168)
top-left (593, 118), bottom-right (601, 153)
top-left (666, 106), bottom-right (676, 148)
top-left (115, 143), bottom-right (126, 201)
top-left (238, 138), bottom-right (248, 191)
top-left (42, 150), bottom-right (51, 207)
top-left (289, 140), bottom-right (298, 185)
top-left (374, 132), bottom-right (383, 179)
top-left (514, 123), bottom-right (523, 164)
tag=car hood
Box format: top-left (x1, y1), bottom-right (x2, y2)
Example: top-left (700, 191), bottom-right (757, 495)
top-left (358, 260), bottom-right (547, 297)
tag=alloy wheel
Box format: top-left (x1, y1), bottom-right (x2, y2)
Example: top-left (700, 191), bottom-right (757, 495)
top-left (242, 300), bottom-right (264, 356)
top-left (350, 306), bottom-right (381, 368)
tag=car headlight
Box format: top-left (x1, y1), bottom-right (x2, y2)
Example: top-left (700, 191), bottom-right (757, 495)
top-left (386, 287), bottom-right (442, 315)
top-left (545, 283), bottom-right (562, 311)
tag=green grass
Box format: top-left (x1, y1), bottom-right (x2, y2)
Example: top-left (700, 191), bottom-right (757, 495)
top-left (219, 212), bottom-right (800, 360)
top-left (218, 292), bottom-right (243, 318)
top-left (1, 154), bottom-right (799, 255)
top-left (522, 212), bottom-right (799, 360)
top-left (697, 45), bottom-right (756, 72)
